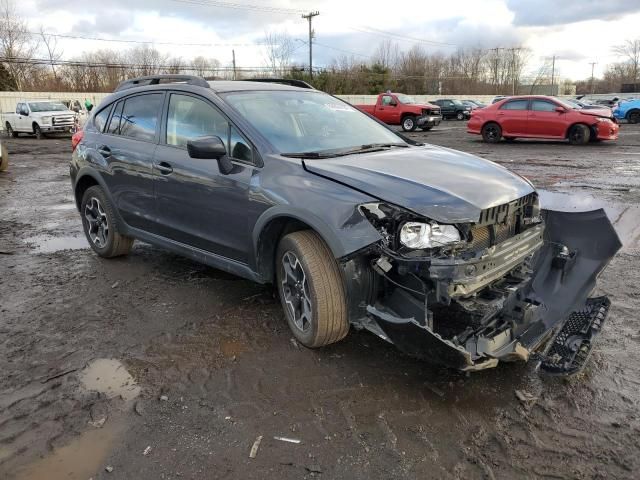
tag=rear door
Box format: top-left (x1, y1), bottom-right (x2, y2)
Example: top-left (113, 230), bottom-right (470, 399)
top-left (527, 99), bottom-right (566, 138)
top-left (496, 99), bottom-right (529, 135)
top-left (98, 92), bottom-right (164, 232)
top-left (152, 92), bottom-right (254, 262)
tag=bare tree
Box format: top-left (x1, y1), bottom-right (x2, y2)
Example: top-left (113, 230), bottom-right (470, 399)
top-left (263, 31), bottom-right (296, 76)
top-left (371, 40), bottom-right (399, 70)
top-left (39, 26), bottom-right (63, 85)
top-left (191, 56), bottom-right (221, 77)
top-left (0, 0), bottom-right (38, 90)
top-left (613, 38), bottom-right (640, 82)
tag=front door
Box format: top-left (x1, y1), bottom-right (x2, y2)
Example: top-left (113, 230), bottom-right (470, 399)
top-left (153, 92), bottom-right (254, 263)
top-left (527, 99), bottom-right (566, 138)
top-left (377, 95), bottom-right (400, 124)
top-left (98, 92), bottom-right (164, 232)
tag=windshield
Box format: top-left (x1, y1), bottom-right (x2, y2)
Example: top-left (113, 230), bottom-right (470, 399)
top-left (553, 98), bottom-right (582, 110)
top-left (222, 90), bottom-right (405, 154)
top-left (28, 102), bottom-right (68, 112)
top-left (451, 99), bottom-right (464, 106)
top-left (396, 94), bottom-right (416, 104)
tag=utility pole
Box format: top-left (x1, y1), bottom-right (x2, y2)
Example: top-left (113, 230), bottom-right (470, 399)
top-left (302, 11), bottom-right (319, 78)
top-left (550, 54), bottom-right (556, 95)
top-left (232, 49), bottom-right (236, 80)
top-left (490, 47), bottom-right (503, 94)
top-left (589, 61), bottom-right (597, 94)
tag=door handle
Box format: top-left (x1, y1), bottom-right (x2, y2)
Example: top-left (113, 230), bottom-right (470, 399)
top-left (97, 146), bottom-right (111, 156)
top-left (157, 162), bottom-right (173, 175)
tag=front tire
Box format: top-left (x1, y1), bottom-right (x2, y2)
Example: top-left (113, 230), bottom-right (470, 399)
top-left (33, 124), bottom-right (43, 140)
top-left (568, 124), bottom-right (590, 145)
top-left (81, 186), bottom-right (134, 258)
top-left (401, 116), bottom-right (417, 132)
top-left (6, 123), bottom-right (18, 138)
top-left (276, 230), bottom-right (349, 348)
top-left (456, 111), bottom-right (465, 120)
top-left (481, 122), bottom-right (502, 143)
top-left (628, 110), bottom-right (640, 124)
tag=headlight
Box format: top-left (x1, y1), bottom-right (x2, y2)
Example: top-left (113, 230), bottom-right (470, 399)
top-left (400, 222), bottom-right (461, 249)
top-left (41, 116), bottom-right (52, 124)
top-left (597, 117), bottom-right (612, 123)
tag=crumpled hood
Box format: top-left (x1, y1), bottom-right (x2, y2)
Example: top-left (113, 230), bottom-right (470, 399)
top-left (303, 145), bottom-right (535, 223)
top-left (577, 108), bottom-right (613, 118)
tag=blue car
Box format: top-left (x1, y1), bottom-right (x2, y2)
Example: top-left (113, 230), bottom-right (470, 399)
top-left (613, 98), bottom-right (640, 124)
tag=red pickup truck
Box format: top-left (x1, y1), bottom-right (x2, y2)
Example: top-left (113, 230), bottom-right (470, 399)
top-left (355, 93), bottom-right (442, 132)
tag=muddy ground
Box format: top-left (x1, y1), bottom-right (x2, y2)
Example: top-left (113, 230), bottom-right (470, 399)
top-left (1, 123), bottom-right (640, 480)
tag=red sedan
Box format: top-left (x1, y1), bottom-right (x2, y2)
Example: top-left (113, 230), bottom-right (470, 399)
top-left (467, 96), bottom-right (619, 145)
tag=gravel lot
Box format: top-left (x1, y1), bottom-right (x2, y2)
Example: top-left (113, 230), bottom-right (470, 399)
top-left (1, 123), bottom-right (639, 480)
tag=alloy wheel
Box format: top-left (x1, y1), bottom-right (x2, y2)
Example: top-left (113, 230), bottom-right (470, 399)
top-left (280, 251), bottom-right (312, 333)
top-left (403, 118), bottom-right (414, 130)
top-left (84, 197), bottom-right (109, 248)
top-left (485, 125), bottom-right (499, 140)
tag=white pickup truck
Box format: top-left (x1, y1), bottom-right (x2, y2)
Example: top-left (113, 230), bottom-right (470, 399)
top-left (4, 100), bottom-right (76, 139)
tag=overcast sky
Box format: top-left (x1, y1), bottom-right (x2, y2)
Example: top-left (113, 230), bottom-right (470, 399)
top-left (15, 0), bottom-right (640, 80)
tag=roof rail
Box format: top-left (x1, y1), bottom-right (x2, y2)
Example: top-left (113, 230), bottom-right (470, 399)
top-left (245, 78), bottom-right (315, 89)
top-left (115, 75), bottom-right (210, 92)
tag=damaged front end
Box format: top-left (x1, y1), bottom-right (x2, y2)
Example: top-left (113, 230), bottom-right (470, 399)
top-left (342, 195), bottom-right (621, 374)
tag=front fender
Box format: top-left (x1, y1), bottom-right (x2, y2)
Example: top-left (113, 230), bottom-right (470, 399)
top-left (252, 205), bottom-right (382, 262)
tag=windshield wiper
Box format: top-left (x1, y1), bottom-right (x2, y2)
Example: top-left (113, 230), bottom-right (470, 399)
top-left (281, 151), bottom-right (340, 159)
top-left (281, 143), bottom-right (408, 159)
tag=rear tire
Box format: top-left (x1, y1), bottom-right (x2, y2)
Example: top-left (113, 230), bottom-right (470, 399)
top-left (481, 122), bottom-right (502, 143)
top-left (6, 123), bottom-right (18, 138)
top-left (276, 230), bottom-right (349, 348)
top-left (568, 124), bottom-right (590, 145)
top-left (81, 186), bottom-right (134, 258)
top-left (401, 116), bottom-right (417, 132)
top-left (628, 110), bottom-right (640, 124)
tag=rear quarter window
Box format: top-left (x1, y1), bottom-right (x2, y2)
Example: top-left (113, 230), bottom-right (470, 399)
top-left (93, 106), bottom-right (112, 132)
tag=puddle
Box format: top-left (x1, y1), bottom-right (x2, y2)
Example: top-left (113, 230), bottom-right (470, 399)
top-left (13, 418), bottom-right (126, 480)
top-left (23, 234), bottom-right (88, 253)
top-left (80, 358), bottom-right (141, 402)
top-left (539, 189), bottom-right (640, 252)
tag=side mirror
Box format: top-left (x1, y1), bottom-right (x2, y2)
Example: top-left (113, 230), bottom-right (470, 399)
top-left (555, 106), bottom-right (566, 113)
top-left (187, 135), bottom-right (234, 175)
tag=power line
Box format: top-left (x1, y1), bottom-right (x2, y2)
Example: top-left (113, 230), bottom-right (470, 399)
top-left (30, 31), bottom-right (267, 48)
top-left (313, 42), bottom-right (372, 59)
top-left (171, 0), bottom-right (305, 14)
top-left (350, 26), bottom-right (459, 48)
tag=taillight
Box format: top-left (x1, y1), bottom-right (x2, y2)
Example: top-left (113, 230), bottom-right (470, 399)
top-left (72, 129), bottom-right (84, 152)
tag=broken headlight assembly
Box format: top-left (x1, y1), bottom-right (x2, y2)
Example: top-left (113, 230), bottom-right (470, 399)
top-left (399, 222), bottom-right (461, 249)
top-left (359, 202), bottom-right (465, 255)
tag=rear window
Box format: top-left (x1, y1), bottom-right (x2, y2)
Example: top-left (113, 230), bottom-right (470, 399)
top-left (118, 93), bottom-right (163, 142)
top-left (107, 101), bottom-right (124, 135)
top-left (500, 100), bottom-right (528, 111)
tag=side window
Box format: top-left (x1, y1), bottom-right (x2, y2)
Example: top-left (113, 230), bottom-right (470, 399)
top-left (93, 105), bottom-right (112, 132)
top-left (381, 95), bottom-right (392, 106)
top-left (531, 100), bottom-right (557, 112)
top-left (16, 103), bottom-right (22, 114)
top-left (166, 94), bottom-right (228, 148)
top-left (119, 93), bottom-right (163, 142)
top-left (500, 100), bottom-right (529, 110)
top-left (107, 101), bottom-right (124, 135)
top-left (229, 126), bottom-right (253, 162)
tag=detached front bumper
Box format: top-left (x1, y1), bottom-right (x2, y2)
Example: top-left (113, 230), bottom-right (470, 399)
top-left (362, 209), bottom-right (621, 372)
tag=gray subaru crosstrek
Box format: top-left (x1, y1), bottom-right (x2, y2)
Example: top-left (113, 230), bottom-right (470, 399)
top-left (71, 75), bottom-right (620, 375)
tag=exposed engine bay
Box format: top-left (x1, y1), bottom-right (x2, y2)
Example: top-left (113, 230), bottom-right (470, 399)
top-left (341, 194), bottom-right (621, 373)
